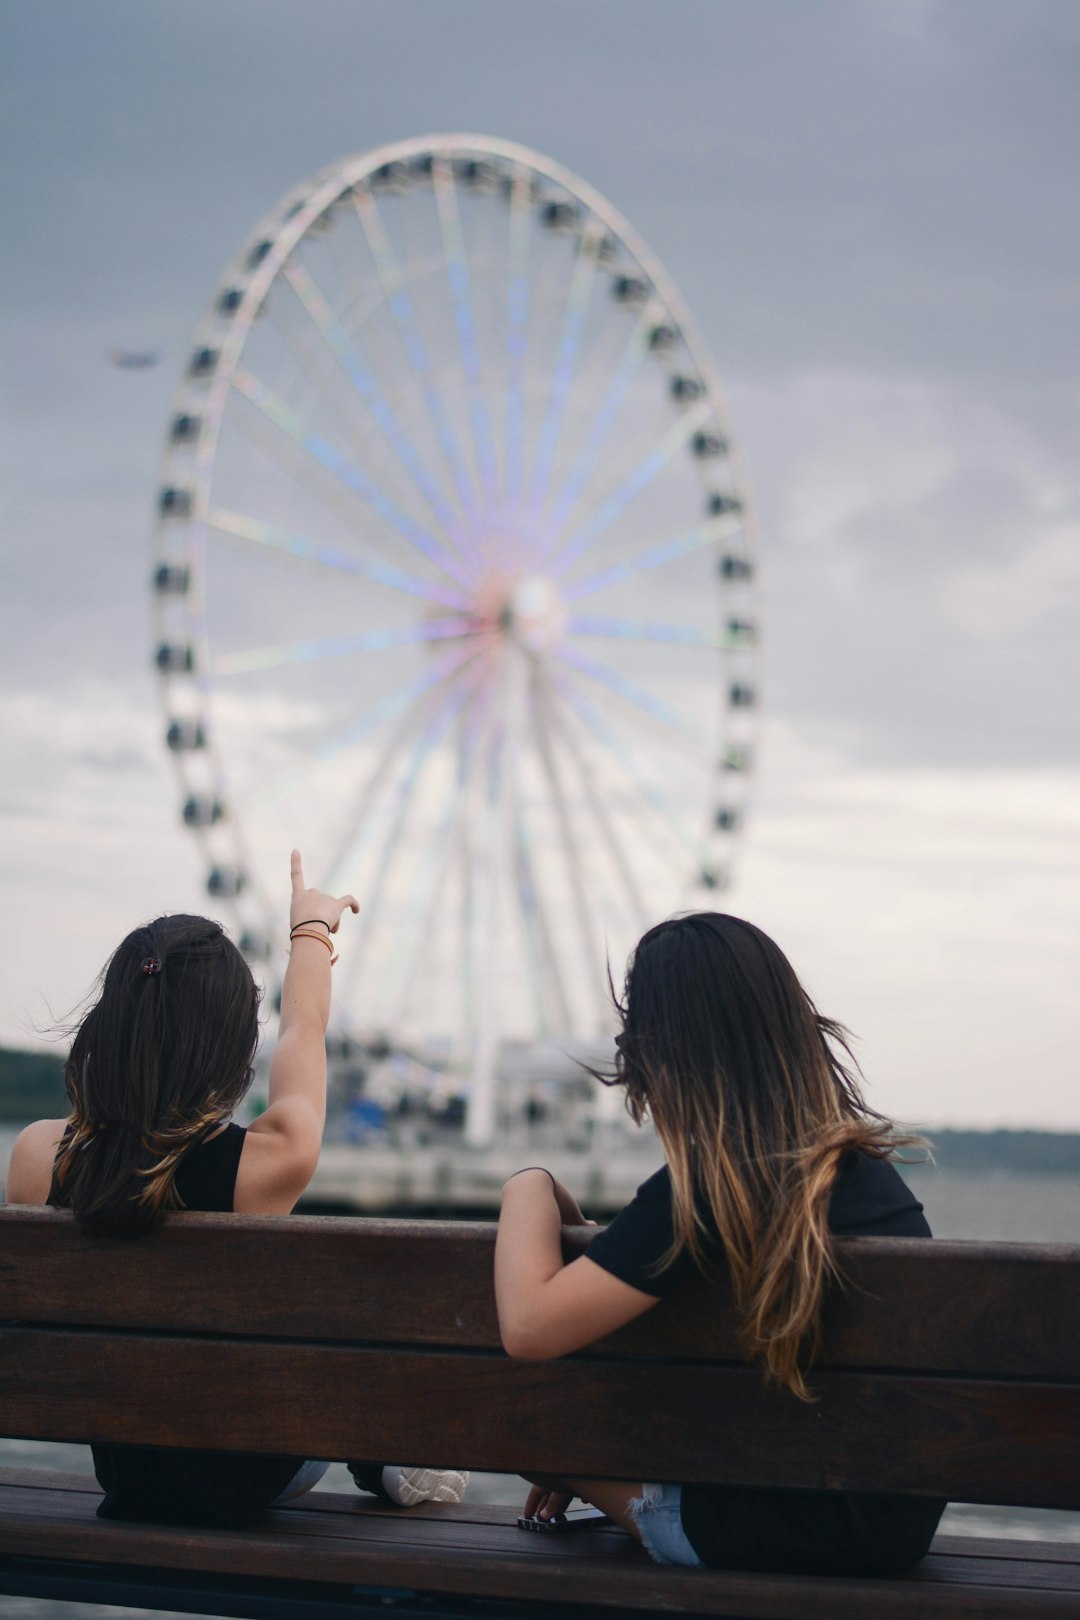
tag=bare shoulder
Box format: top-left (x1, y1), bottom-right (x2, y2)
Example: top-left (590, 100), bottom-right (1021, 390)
top-left (6, 1118), bottom-right (68, 1206)
top-left (233, 1104), bottom-right (321, 1216)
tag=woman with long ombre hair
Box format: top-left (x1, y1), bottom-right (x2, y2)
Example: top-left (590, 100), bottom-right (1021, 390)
top-left (495, 912), bottom-right (945, 1575)
top-left (7, 851), bottom-right (467, 1525)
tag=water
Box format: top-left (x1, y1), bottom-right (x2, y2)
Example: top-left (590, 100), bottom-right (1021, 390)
top-left (2, 1167), bottom-right (1076, 1616)
top-left (899, 1164), bottom-right (1079, 1243)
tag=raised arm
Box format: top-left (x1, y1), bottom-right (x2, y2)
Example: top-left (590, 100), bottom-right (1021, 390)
top-left (234, 850), bottom-right (358, 1214)
top-left (494, 1168), bottom-right (658, 1360)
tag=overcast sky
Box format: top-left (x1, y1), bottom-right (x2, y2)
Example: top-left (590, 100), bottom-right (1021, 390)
top-left (2, 0), bottom-right (1078, 1128)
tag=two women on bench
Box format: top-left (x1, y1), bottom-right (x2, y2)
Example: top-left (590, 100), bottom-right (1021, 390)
top-left (8, 862), bottom-right (943, 1570)
top-left (495, 912), bottom-right (945, 1573)
top-left (5, 850), bottom-right (467, 1524)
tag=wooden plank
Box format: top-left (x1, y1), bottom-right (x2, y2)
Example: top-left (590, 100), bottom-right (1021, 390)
top-left (8, 1463), bottom-right (1065, 1572)
top-left (0, 1474), bottom-right (1074, 1566)
top-left (0, 1465), bottom-right (99, 1493)
top-left (299, 1493), bottom-right (553, 1531)
top-left (930, 1535), bottom-right (1080, 1566)
top-left (1, 1477), bottom-right (1078, 1618)
top-left (2, 1208), bottom-right (1078, 1378)
top-left (815, 1241), bottom-right (1080, 1384)
top-left (1, 1328), bottom-right (1077, 1507)
top-left (0, 1467), bottom-right (521, 1529)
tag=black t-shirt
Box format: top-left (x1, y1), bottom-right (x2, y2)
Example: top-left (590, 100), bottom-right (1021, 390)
top-left (51, 1125), bottom-right (306, 1528)
top-left (586, 1152), bottom-right (945, 1575)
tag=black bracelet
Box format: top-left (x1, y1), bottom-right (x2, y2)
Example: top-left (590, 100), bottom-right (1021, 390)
top-left (290, 918), bottom-right (332, 934)
top-left (505, 1166), bottom-right (557, 1190)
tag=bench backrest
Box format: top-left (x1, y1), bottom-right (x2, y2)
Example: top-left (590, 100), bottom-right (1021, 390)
top-left (2, 1208), bottom-right (1077, 1509)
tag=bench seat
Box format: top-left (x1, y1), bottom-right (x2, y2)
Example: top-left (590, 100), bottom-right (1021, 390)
top-left (3, 1468), bottom-right (1079, 1620)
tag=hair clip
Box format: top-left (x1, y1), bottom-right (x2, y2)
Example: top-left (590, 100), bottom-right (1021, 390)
top-left (141, 957), bottom-right (163, 976)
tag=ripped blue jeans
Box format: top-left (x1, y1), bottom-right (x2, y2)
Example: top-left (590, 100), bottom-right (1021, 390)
top-left (627, 1482), bottom-right (704, 1567)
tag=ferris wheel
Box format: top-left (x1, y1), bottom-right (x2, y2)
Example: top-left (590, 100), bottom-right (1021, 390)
top-left (152, 135), bottom-right (759, 1143)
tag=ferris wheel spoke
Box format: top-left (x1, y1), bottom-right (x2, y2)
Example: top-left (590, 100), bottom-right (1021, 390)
top-left (508, 754), bottom-right (564, 1035)
top-left (383, 674), bottom-right (495, 1025)
top-left (230, 366), bottom-right (473, 590)
top-left (207, 507), bottom-right (472, 610)
top-left (219, 404), bottom-right (461, 596)
top-left (336, 657), bottom-right (488, 998)
top-left (312, 644), bottom-right (490, 898)
top-left (554, 644), bottom-right (710, 757)
top-left (542, 680), bottom-right (650, 930)
top-left (566, 614), bottom-right (739, 649)
top-left (209, 615), bottom-right (475, 678)
top-left (550, 675), bottom-right (702, 877)
top-left (324, 638), bottom-right (490, 764)
top-left (527, 227), bottom-right (603, 512)
top-left (547, 399), bottom-right (713, 577)
top-left (372, 671), bottom-right (497, 1022)
top-left (542, 305), bottom-right (656, 542)
top-left (563, 517), bottom-right (739, 604)
top-left (499, 657), bottom-right (565, 1035)
top-left (259, 298), bottom-right (409, 514)
top-left (462, 683), bottom-right (512, 1116)
top-left (433, 158), bottom-right (499, 501)
top-left (503, 167), bottom-right (532, 507)
top-left (280, 260), bottom-right (469, 555)
top-left (529, 666), bottom-right (606, 1029)
top-left (351, 186), bottom-right (480, 523)
top-left (219, 400), bottom-right (376, 544)
top-left (243, 639), bottom-right (490, 820)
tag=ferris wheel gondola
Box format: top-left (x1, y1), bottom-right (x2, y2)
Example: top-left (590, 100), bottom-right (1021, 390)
top-left (151, 135), bottom-right (760, 1144)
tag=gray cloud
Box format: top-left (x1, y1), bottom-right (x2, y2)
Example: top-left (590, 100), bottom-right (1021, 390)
top-left (4, 1), bottom-right (1078, 384)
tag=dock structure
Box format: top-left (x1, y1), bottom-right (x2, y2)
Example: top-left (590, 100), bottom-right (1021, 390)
top-left (303, 1134), bottom-right (663, 1218)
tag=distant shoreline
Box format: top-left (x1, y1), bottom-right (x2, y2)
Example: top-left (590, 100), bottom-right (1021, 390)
top-left (900, 1129), bottom-right (1080, 1175)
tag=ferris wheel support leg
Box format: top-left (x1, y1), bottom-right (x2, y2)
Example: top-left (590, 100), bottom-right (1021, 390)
top-left (465, 995), bottom-right (500, 1150)
top-left (464, 659), bottom-right (512, 1151)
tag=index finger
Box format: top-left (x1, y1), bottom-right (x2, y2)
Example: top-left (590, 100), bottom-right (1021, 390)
top-left (523, 1485), bottom-right (546, 1518)
top-left (290, 848), bottom-right (305, 895)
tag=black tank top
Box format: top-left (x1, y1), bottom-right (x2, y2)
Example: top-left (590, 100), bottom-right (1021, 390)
top-left (46, 1122), bottom-right (247, 1214)
top-left (68, 1123), bottom-right (306, 1527)
top-left (173, 1120), bottom-right (246, 1210)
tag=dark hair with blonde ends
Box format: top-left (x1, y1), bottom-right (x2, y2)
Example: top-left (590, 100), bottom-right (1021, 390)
top-left (50, 915), bottom-right (260, 1238)
top-left (605, 914), bottom-right (918, 1401)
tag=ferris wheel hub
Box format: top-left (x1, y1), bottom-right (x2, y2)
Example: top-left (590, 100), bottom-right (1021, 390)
top-left (503, 574), bottom-right (566, 653)
top-left (471, 570), bottom-right (566, 654)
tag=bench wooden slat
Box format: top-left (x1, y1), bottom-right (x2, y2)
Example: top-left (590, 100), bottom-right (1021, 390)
top-left (3, 1208), bottom-right (1077, 1379)
top-left (2, 1326), bottom-right (1077, 1508)
top-left (3, 1471), bottom-right (1076, 1570)
top-left (2, 1473), bottom-right (1079, 1620)
top-left (0, 1465), bottom-right (101, 1493)
top-left (931, 1535), bottom-right (1080, 1567)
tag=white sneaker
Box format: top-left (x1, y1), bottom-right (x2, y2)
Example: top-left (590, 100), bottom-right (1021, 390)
top-left (380, 1466), bottom-right (470, 1507)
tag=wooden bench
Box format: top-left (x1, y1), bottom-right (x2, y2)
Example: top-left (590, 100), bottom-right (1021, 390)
top-left (1, 1206), bottom-right (1077, 1618)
